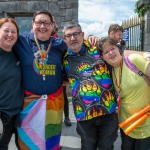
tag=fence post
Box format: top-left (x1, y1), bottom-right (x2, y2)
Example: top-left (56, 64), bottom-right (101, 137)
top-left (138, 0), bottom-right (150, 52)
top-left (141, 20), bottom-right (144, 51)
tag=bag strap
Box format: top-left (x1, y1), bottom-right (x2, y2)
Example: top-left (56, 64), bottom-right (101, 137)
top-left (124, 56), bottom-right (150, 86)
top-left (123, 56), bottom-right (143, 76)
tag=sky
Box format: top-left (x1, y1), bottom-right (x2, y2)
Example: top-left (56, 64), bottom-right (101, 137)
top-left (78, 0), bottom-right (137, 37)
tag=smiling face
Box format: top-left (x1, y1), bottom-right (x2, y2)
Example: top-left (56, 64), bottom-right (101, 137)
top-left (0, 21), bottom-right (18, 51)
top-left (102, 43), bottom-right (122, 67)
top-left (32, 13), bottom-right (53, 41)
top-left (63, 26), bottom-right (84, 53)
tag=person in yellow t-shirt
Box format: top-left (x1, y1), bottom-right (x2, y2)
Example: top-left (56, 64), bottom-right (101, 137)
top-left (97, 37), bottom-right (150, 150)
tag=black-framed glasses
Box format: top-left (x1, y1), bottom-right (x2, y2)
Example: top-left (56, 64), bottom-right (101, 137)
top-left (34, 21), bottom-right (52, 27)
top-left (64, 32), bottom-right (81, 39)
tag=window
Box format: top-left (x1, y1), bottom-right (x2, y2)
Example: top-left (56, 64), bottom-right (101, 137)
top-left (15, 16), bottom-right (32, 34)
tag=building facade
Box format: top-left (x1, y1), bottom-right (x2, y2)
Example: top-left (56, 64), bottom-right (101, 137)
top-left (0, 0), bottom-right (78, 37)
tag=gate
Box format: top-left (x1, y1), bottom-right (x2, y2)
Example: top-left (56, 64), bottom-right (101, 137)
top-left (122, 16), bottom-right (144, 51)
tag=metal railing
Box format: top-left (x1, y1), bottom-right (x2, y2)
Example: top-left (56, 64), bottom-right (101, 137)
top-left (122, 16), bottom-right (144, 51)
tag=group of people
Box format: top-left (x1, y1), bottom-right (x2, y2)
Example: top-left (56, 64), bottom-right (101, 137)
top-left (0, 9), bottom-right (150, 150)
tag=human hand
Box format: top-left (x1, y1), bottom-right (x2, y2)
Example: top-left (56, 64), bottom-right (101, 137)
top-left (87, 35), bottom-right (100, 47)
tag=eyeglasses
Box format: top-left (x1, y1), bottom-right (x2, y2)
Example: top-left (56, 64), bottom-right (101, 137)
top-left (64, 32), bottom-right (81, 39)
top-left (102, 46), bottom-right (117, 55)
top-left (34, 21), bottom-right (52, 27)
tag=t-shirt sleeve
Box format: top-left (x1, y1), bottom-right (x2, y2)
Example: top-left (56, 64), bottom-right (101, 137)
top-left (129, 53), bottom-right (149, 74)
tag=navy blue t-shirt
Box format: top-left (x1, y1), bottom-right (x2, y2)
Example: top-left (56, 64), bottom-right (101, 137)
top-left (14, 33), bottom-right (67, 95)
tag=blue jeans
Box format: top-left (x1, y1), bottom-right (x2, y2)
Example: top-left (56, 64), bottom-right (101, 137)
top-left (120, 129), bottom-right (150, 150)
top-left (76, 112), bottom-right (118, 150)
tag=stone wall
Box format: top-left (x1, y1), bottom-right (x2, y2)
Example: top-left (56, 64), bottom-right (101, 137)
top-left (138, 0), bottom-right (150, 52)
top-left (0, 0), bottom-right (78, 37)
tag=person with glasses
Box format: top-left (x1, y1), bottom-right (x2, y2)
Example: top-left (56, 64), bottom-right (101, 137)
top-left (97, 37), bottom-right (150, 150)
top-left (63, 22), bottom-right (118, 150)
top-left (13, 10), bottom-right (97, 150)
top-left (13, 10), bottom-right (68, 150)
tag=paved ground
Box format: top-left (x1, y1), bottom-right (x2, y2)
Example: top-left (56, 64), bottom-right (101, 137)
top-left (9, 97), bottom-right (121, 150)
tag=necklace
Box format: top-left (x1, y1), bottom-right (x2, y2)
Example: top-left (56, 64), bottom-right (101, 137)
top-left (112, 57), bottom-right (123, 113)
top-left (34, 35), bottom-right (52, 81)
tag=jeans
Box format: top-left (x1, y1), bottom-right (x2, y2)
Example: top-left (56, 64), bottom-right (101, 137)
top-left (76, 112), bottom-right (118, 150)
top-left (120, 129), bottom-right (150, 150)
top-left (0, 113), bottom-right (19, 150)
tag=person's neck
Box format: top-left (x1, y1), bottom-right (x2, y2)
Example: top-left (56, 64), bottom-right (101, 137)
top-left (0, 45), bottom-right (12, 52)
top-left (35, 34), bottom-right (50, 42)
top-left (38, 37), bottom-right (49, 41)
top-left (113, 56), bottom-right (123, 68)
top-left (74, 49), bottom-right (81, 54)
top-left (70, 45), bottom-right (82, 54)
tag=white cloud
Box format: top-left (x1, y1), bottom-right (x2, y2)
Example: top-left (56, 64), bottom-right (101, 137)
top-left (79, 0), bottom-right (137, 37)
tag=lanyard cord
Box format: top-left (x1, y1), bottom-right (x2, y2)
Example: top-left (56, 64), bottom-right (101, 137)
top-left (34, 35), bottom-right (52, 56)
top-left (112, 57), bottom-right (123, 94)
top-left (112, 57), bottom-right (123, 113)
top-left (34, 35), bottom-right (52, 80)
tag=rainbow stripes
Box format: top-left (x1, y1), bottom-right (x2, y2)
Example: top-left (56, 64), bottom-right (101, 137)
top-left (17, 87), bottom-right (64, 150)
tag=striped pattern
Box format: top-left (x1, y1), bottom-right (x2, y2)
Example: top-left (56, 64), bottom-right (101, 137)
top-left (17, 87), bottom-right (64, 150)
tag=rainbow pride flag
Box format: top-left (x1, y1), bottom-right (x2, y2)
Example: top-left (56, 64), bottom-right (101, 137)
top-left (17, 87), bottom-right (64, 150)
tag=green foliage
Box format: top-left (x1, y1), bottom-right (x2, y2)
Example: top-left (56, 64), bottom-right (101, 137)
top-left (134, 0), bottom-right (148, 17)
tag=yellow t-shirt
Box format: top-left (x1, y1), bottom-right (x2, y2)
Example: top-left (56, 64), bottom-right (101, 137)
top-left (113, 54), bottom-right (150, 139)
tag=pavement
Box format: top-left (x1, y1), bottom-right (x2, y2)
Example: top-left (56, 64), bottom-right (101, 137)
top-left (9, 97), bottom-right (121, 150)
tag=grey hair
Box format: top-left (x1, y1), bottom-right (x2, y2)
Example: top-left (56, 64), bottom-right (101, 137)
top-left (63, 22), bottom-right (82, 33)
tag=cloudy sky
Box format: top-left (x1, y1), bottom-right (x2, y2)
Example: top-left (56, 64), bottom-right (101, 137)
top-left (78, 0), bottom-right (137, 37)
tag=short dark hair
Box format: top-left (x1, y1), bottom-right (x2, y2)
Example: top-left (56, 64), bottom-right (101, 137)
top-left (108, 24), bottom-right (123, 35)
top-left (97, 37), bottom-right (118, 55)
top-left (32, 10), bottom-right (53, 22)
top-left (63, 22), bottom-right (82, 33)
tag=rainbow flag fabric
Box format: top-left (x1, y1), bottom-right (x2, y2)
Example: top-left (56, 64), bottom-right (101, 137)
top-left (17, 87), bottom-right (64, 150)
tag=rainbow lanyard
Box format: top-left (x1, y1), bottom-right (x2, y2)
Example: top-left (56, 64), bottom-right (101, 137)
top-left (34, 35), bottom-right (52, 58)
top-left (34, 35), bottom-right (52, 80)
top-left (112, 57), bottom-right (123, 109)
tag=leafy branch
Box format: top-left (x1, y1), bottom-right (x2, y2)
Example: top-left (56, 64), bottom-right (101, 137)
top-left (134, 0), bottom-right (148, 17)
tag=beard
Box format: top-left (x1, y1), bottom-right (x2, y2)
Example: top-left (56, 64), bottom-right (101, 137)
top-left (70, 44), bottom-right (81, 53)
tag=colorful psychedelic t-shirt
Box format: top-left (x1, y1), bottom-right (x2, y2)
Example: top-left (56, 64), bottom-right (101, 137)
top-left (63, 40), bottom-right (117, 121)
